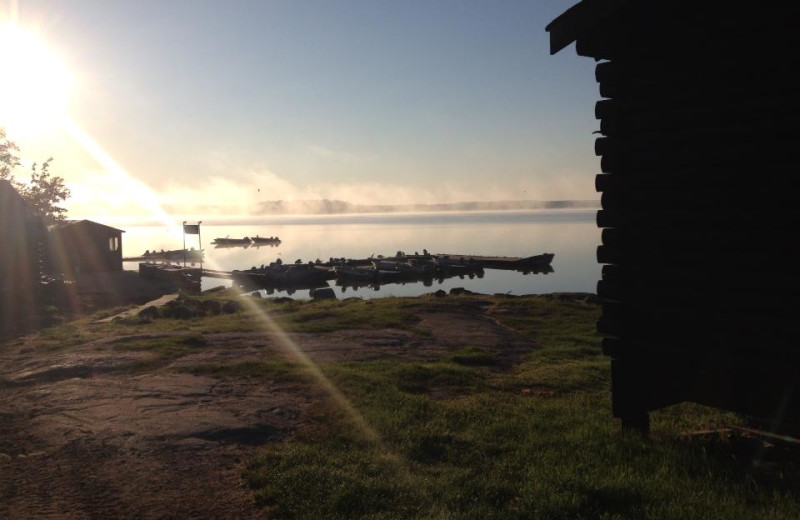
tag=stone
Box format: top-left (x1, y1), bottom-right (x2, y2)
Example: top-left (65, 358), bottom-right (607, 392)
top-left (162, 301), bottom-right (196, 319)
top-left (221, 300), bottom-right (242, 314)
top-left (310, 288), bottom-right (337, 300)
top-left (449, 287), bottom-right (480, 296)
top-left (137, 306), bottom-right (160, 321)
top-left (198, 299), bottom-right (223, 316)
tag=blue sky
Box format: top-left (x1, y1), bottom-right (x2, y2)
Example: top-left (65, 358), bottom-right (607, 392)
top-left (3, 0), bottom-right (598, 216)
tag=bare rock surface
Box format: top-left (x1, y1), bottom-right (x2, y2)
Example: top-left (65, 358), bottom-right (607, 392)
top-left (0, 299), bottom-right (535, 518)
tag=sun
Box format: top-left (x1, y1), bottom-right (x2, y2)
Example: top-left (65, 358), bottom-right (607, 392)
top-left (0, 22), bottom-right (72, 135)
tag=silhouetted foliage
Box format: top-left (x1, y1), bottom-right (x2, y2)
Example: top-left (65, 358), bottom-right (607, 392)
top-left (0, 127), bottom-right (20, 180)
top-left (0, 127), bottom-right (69, 225)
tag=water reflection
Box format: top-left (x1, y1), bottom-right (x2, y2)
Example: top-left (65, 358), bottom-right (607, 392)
top-left (121, 211), bottom-right (598, 297)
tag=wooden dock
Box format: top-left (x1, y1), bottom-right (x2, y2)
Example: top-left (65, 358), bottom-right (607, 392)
top-left (137, 251), bottom-right (554, 293)
top-left (139, 263), bottom-right (202, 290)
top-left (433, 253), bottom-right (554, 271)
top-left (124, 249), bottom-right (204, 263)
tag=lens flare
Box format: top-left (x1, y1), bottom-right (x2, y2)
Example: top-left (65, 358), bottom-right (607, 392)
top-left (61, 121), bottom-right (402, 469)
top-left (0, 22), bottom-right (72, 135)
top-left (2, 8), bottom-right (403, 475)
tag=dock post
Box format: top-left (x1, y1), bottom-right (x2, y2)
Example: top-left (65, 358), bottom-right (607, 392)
top-left (198, 221), bottom-right (203, 273)
top-left (182, 221), bottom-right (186, 267)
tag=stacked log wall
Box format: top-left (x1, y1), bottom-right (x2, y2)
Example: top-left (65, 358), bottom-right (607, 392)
top-left (577, 3), bottom-right (800, 433)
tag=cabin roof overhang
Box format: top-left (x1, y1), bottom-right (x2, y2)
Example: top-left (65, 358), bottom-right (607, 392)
top-left (545, 0), bottom-right (628, 54)
top-left (50, 219), bottom-right (125, 234)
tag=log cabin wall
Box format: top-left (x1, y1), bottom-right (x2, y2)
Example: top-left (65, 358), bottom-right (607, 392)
top-left (0, 179), bottom-right (46, 335)
top-left (548, 2), bottom-right (800, 434)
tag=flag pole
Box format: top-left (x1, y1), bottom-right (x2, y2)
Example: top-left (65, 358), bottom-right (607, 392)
top-left (182, 221), bottom-right (187, 268)
top-left (198, 221), bottom-right (203, 272)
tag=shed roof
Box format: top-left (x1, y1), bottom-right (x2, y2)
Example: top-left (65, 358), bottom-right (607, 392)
top-left (546, 0), bottom-right (628, 54)
top-left (50, 219), bottom-right (125, 234)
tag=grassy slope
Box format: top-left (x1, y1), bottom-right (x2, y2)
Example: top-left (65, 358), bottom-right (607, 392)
top-left (24, 292), bottom-right (800, 519)
top-left (240, 296), bottom-right (800, 520)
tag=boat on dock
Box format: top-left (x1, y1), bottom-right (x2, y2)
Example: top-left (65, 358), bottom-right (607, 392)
top-left (333, 265), bottom-right (378, 282)
top-left (434, 253), bottom-right (554, 271)
top-left (190, 248), bottom-right (553, 296)
top-left (231, 264), bottom-right (332, 289)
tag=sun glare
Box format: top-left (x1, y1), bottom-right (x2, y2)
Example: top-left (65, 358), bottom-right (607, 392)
top-left (0, 22), bottom-right (72, 135)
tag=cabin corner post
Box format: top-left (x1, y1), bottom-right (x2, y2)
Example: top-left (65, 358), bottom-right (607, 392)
top-left (611, 357), bottom-right (650, 437)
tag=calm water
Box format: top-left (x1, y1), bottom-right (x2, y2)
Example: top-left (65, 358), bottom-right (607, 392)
top-left (121, 210), bottom-right (599, 298)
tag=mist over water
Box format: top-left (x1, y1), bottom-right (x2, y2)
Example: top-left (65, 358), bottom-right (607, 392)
top-left (122, 210), bottom-right (599, 298)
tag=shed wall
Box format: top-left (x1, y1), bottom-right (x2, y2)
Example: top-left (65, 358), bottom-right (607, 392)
top-left (48, 222), bottom-right (123, 277)
top-left (551, 2), bottom-right (800, 434)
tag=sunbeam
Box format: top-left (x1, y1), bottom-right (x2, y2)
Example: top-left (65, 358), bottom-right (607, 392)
top-left (230, 285), bottom-right (414, 477)
top-left (61, 115), bottom-right (405, 472)
top-left (59, 119), bottom-right (184, 235)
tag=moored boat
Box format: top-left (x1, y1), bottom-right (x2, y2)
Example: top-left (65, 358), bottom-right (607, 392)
top-left (127, 248), bottom-right (204, 262)
top-left (249, 235), bottom-right (281, 245)
top-left (232, 263), bottom-right (331, 289)
top-left (212, 236), bottom-right (252, 247)
top-left (333, 265), bottom-right (377, 282)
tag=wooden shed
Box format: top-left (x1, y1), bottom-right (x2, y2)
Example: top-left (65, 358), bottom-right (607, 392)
top-left (48, 220), bottom-right (125, 278)
top-left (0, 179), bottom-right (45, 333)
top-left (547, 2), bottom-right (800, 434)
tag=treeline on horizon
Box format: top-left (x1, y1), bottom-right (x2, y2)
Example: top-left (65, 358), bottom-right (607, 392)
top-left (253, 199), bottom-right (601, 215)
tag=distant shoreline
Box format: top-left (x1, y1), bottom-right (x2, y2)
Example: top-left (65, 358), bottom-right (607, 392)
top-left (81, 205), bottom-right (599, 227)
top-left (252, 199), bottom-right (601, 216)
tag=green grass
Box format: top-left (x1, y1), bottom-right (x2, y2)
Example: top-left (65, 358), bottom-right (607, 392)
top-left (16, 293), bottom-right (800, 518)
top-left (448, 346), bottom-right (500, 367)
top-left (187, 360), bottom-right (312, 384)
top-left (38, 323), bottom-right (88, 348)
top-left (110, 333), bottom-right (210, 360)
top-left (98, 294), bottom-right (423, 336)
top-left (241, 296), bottom-right (800, 520)
top-left (265, 298), bottom-right (421, 333)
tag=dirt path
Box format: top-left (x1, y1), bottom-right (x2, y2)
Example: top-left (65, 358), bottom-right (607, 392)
top-left (0, 302), bottom-right (535, 518)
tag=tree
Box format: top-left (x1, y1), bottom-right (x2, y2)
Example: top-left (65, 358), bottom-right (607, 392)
top-left (0, 127), bottom-right (20, 181)
top-left (0, 127), bottom-right (70, 225)
top-left (20, 158), bottom-right (70, 224)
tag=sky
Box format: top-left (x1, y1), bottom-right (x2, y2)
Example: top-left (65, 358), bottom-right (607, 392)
top-left (1, 0), bottom-right (599, 219)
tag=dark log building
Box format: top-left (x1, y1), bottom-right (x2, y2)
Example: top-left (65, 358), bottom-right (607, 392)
top-left (48, 220), bottom-right (124, 279)
top-left (0, 179), bottom-right (46, 334)
top-left (548, 2), bottom-right (800, 434)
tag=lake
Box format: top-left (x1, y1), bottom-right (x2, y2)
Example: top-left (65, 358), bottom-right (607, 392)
top-left (121, 209), bottom-right (600, 298)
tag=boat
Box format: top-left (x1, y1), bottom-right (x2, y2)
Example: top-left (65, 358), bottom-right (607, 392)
top-left (126, 248), bottom-right (204, 263)
top-left (249, 235), bottom-right (281, 245)
top-left (333, 265), bottom-right (377, 282)
top-left (212, 236), bottom-right (252, 247)
top-left (517, 253), bottom-right (555, 268)
top-left (434, 253), bottom-right (554, 271)
top-left (232, 264), bottom-right (332, 289)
